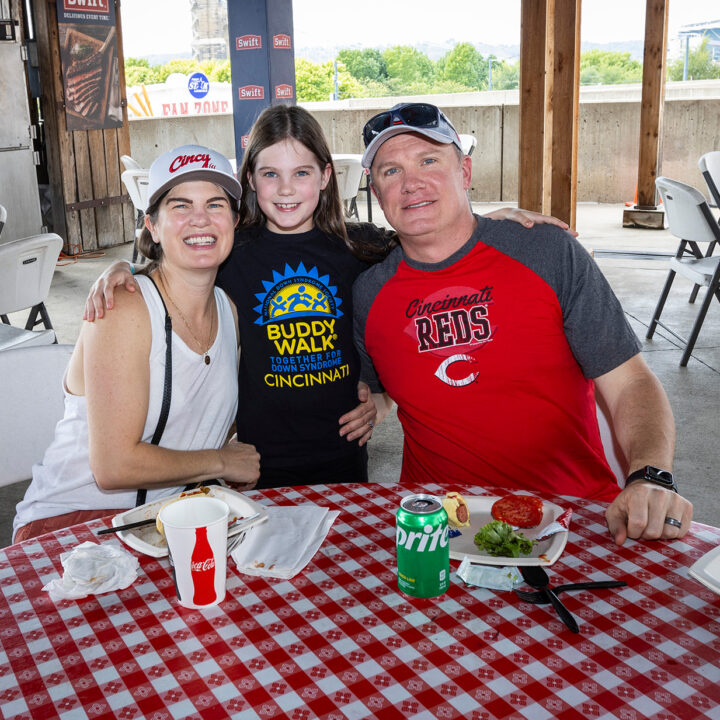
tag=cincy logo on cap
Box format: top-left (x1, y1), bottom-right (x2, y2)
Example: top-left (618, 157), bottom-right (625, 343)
top-left (168, 153), bottom-right (215, 173)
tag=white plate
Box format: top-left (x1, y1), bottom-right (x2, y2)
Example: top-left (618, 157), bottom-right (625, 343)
top-left (448, 495), bottom-right (568, 566)
top-left (688, 544), bottom-right (720, 596)
top-left (112, 486), bottom-right (268, 558)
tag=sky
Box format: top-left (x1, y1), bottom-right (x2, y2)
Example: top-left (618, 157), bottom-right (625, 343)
top-left (120, 0), bottom-right (720, 59)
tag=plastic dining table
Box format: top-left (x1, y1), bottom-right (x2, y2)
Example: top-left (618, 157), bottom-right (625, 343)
top-left (0, 481), bottom-right (718, 720)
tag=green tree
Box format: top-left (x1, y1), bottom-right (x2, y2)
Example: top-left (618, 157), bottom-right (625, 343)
top-left (154, 59), bottom-right (202, 83)
top-left (580, 49), bottom-right (642, 85)
top-left (337, 48), bottom-right (387, 82)
top-left (440, 42), bottom-right (487, 90)
top-left (383, 45), bottom-right (435, 85)
top-left (490, 59), bottom-right (519, 90)
top-left (124, 57), bottom-right (161, 86)
top-left (294, 59), bottom-right (364, 102)
top-left (668, 37), bottom-right (720, 81)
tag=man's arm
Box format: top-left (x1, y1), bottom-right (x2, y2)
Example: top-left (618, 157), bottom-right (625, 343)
top-left (594, 354), bottom-right (692, 545)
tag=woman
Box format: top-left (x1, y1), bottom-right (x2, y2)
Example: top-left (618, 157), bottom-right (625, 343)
top-left (13, 145), bottom-right (260, 542)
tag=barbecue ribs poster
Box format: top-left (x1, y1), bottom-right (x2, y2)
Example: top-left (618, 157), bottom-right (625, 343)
top-left (56, 0), bottom-right (122, 131)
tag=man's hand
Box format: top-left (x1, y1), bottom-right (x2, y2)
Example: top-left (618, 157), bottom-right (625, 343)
top-left (219, 436), bottom-right (260, 489)
top-left (83, 261), bottom-right (138, 321)
top-left (605, 481), bottom-right (693, 545)
top-left (338, 382), bottom-right (377, 446)
top-left (483, 207), bottom-right (579, 237)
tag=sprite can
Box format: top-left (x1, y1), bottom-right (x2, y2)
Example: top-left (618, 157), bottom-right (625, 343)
top-left (396, 494), bottom-right (449, 598)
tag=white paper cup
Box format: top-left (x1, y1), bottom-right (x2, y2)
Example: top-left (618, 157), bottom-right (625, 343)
top-left (159, 496), bottom-right (229, 609)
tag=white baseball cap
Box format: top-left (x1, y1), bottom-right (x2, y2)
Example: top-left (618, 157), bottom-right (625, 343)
top-left (147, 145), bottom-right (242, 208)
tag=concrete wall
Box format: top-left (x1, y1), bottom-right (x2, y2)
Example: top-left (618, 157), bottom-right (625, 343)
top-left (128, 82), bottom-right (720, 204)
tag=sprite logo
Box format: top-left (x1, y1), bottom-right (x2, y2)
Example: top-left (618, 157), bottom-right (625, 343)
top-left (396, 523), bottom-right (449, 552)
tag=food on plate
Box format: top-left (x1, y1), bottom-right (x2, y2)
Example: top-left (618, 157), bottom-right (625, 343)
top-left (474, 520), bottom-right (536, 558)
top-left (442, 491), bottom-right (470, 528)
top-left (155, 486), bottom-right (212, 536)
top-left (491, 494), bottom-right (543, 528)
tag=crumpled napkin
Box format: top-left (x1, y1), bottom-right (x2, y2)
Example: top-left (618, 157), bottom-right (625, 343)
top-left (43, 541), bottom-right (139, 601)
top-left (231, 505), bottom-right (338, 579)
top-left (457, 557), bottom-right (521, 591)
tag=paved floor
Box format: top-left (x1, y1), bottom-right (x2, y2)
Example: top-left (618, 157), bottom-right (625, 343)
top-left (1, 202), bottom-right (718, 546)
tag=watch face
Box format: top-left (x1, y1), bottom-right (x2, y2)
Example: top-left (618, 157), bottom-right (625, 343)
top-left (645, 466), bottom-right (676, 489)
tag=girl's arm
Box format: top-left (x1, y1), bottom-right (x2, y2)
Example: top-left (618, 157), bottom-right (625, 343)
top-left (83, 288), bottom-right (259, 489)
top-left (483, 207), bottom-right (579, 237)
top-left (83, 261), bottom-right (137, 321)
top-left (338, 382), bottom-right (377, 446)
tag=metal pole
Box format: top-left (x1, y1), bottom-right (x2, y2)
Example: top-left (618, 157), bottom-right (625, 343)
top-left (488, 57), bottom-right (493, 90)
top-left (683, 36), bottom-right (689, 81)
top-left (333, 60), bottom-right (339, 100)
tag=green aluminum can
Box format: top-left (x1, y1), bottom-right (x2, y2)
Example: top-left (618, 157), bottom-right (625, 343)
top-left (396, 494), bottom-right (450, 598)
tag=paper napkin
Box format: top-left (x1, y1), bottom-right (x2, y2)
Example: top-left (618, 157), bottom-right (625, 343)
top-left (231, 505), bottom-right (338, 579)
top-left (43, 541), bottom-right (139, 601)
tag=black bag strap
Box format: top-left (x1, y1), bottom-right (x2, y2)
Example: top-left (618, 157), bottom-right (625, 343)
top-left (135, 274), bottom-right (172, 507)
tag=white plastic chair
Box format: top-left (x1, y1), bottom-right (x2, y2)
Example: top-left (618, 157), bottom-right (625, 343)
top-left (333, 157), bottom-right (365, 220)
top-left (699, 151), bottom-right (720, 211)
top-left (459, 133), bottom-right (477, 157)
top-left (0, 344), bottom-right (74, 487)
top-left (121, 169), bottom-right (150, 263)
top-left (0, 204), bottom-right (6, 237)
top-left (121, 154), bottom-right (142, 171)
top-left (647, 177), bottom-right (720, 366)
top-left (0, 325), bottom-right (56, 352)
top-left (0, 233), bottom-right (63, 331)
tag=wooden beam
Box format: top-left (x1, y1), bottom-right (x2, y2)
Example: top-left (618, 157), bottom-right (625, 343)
top-left (550, 0), bottom-right (581, 228)
top-left (519, 0), bottom-right (554, 213)
top-left (636, 0), bottom-right (668, 209)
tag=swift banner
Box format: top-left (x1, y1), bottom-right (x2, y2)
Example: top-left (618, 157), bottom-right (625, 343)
top-left (55, 0), bottom-right (122, 130)
top-left (227, 0), bottom-right (296, 167)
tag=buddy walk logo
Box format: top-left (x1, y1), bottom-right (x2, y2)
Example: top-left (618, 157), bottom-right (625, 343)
top-left (253, 263), bottom-right (349, 389)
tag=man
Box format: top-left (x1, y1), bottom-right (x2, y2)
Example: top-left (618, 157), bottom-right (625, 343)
top-left (353, 102), bottom-right (692, 545)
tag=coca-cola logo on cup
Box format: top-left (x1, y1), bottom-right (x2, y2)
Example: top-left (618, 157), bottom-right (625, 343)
top-left (191, 558), bottom-right (216, 572)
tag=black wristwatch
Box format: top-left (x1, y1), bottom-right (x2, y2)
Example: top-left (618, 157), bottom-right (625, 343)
top-left (625, 465), bottom-right (677, 493)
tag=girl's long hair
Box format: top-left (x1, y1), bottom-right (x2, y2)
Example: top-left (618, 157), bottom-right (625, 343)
top-left (239, 105), bottom-right (353, 250)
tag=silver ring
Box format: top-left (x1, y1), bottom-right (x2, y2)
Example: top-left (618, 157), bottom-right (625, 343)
top-left (664, 516), bottom-right (682, 528)
top-left (367, 420), bottom-right (374, 428)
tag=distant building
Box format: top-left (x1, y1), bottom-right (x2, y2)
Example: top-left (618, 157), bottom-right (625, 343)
top-left (190, 0), bottom-right (229, 61)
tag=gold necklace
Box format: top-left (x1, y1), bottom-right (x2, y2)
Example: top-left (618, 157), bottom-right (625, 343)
top-left (158, 269), bottom-right (214, 365)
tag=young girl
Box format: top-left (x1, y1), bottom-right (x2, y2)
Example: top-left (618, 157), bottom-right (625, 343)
top-left (86, 106), bottom-right (569, 489)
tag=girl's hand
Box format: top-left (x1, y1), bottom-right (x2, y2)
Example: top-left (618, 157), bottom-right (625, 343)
top-left (484, 207), bottom-right (579, 237)
top-left (338, 382), bottom-right (377, 446)
top-left (84, 262), bottom-right (138, 321)
top-left (219, 436), bottom-right (260, 489)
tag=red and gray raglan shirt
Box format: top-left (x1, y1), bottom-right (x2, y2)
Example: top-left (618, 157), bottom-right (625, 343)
top-left (353, 215), bottom-right (642, 501)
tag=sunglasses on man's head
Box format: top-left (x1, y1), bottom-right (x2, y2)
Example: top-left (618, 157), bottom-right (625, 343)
top-left (362, 103), bottom-right (450, 147)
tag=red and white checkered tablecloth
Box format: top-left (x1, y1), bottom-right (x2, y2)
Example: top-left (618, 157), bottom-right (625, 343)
top-left (0, 482), bottom-right (718, 720)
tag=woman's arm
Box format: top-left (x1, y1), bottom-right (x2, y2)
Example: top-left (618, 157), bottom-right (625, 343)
top-left (483, 207), bottom-right (579, 237)
top-left (83, 261), bottom-right (138, 321)
top-left (83, 288), bottom-right (259, 489)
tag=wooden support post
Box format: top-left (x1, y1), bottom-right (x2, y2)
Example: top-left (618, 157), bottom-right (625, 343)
top-left (550, 0), bottom-right (581, 229)
top-left (623, 0), bottom-right (668, 228)
top-left (519, 0), bottom-right (554, 214)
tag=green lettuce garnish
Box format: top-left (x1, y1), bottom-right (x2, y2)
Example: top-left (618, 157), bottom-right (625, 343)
top-left (474, 520), bottom-right (536, 558)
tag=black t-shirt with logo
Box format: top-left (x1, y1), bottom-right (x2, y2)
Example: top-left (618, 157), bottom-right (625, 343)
top-left (217, 224), bottom-right (383, 480)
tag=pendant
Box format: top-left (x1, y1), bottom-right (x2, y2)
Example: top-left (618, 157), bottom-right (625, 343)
top-left (204, 354), bottom-right (210, 365)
